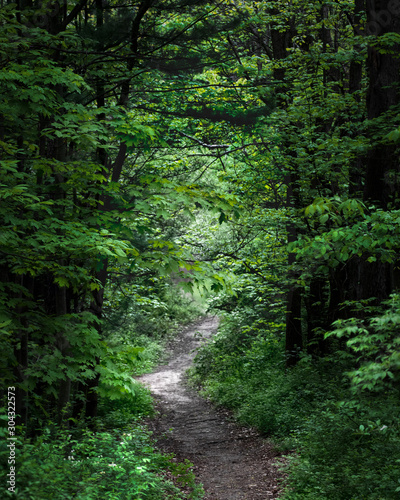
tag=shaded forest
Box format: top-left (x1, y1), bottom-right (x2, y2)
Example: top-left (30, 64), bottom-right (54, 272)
top-left (1, 0), bottom-right (400, 498)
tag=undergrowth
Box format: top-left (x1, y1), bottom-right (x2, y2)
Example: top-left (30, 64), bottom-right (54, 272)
top-left (106, 281), bottom-right (205, 377)
top-left (1, 283), bottom-right (206, 499)
top-left (1, 391), bottom-right (204, 499)
top-left (191, 310), bottom-right (400, 499)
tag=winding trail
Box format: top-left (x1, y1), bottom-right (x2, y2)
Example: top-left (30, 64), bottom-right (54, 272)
top-left (137, 316), bottom-right (283, 499)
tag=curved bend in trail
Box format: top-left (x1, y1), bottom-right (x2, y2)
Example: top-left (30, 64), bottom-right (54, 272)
top-left (137, 316), bottom-right (283, 500)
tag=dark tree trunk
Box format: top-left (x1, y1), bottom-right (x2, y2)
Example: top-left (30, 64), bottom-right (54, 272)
top-left (285, 175), bottom-right (303, 366)
top-left (348, 0), bottom-right (366, 197)
top-left (359, 0), bottom-right (400, 302)
top-left (269, 14), bottom-right (305, 365)
top-left (364, 0), bottom-right (400, 207)
top-left (306, 277), bottom-right (329, 356)
top-left (14, 273), bottom-right (33, 429)
top-left (56, 284), bottom-right (72, 425)
top-left (285, 285), bottom-right (303, 366)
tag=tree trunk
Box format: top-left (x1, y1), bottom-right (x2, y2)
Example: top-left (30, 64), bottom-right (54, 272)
top-left (56, 283), bottom-right (72, 425)
top-left (306, 277), bottom-right (329, 356)
top-left (285, 285), bottom-right (303, 366)
top-left (364, 0), bottom-right (400, 207)
top-left (285, 175), bottom-right (303, 366)
top-left (360, 0), bottom-right (400, 302)
top-left (14, 274), bottom-right (32, 429)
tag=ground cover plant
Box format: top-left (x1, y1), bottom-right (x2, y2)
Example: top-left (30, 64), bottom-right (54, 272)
top-left (192, 289), bottom-right (400, 499)
top-left (1, 390), bottom-right (204, 500)
top-left (1, 274), bottom-right (205, 499)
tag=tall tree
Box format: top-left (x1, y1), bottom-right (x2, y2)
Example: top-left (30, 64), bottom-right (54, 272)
top-left (0, 0), bottom-right (245, 428)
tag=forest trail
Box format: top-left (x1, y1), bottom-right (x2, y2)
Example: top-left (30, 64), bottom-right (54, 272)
top-left (137, 316), bottom-right (283, 499)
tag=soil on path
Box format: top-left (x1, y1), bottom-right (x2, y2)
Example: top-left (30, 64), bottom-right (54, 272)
top-left (137, 316), bottom-right (284, 500)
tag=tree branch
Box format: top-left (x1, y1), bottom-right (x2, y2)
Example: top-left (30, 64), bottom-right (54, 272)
top-left (176, 131), bottom-right (230, 149)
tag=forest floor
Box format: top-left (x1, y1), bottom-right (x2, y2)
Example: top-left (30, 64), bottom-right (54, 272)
top-left (137, 315), bottom-right (285, 499)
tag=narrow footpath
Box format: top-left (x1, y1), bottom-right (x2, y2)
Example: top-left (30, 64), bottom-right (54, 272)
top-left (137, 316), bottom-right (284, 499)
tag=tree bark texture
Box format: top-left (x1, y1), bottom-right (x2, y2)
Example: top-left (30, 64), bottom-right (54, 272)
top-left (364, 0), bottom-right (400, 207)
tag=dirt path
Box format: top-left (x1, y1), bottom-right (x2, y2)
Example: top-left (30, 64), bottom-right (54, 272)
top-left (137, 316), bottom-right (284, 499)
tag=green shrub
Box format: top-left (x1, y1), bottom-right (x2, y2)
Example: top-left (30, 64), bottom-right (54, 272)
top-left (0, 427), bottom-right (202, 499)
top-left (1, 394), bottom-right (204, 500)
top-left (283, 399), bottom-right (400, 499)
top-left (105, 281), bottom-right (204, 345)
top-left (97, 390), bottom-right (155, 427)
top-left (192, 309), bottom-right (400, 499)
top-left (104, 282), bottom-right (205, 379)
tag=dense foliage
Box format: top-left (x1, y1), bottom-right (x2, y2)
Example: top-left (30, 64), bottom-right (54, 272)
top-left (187, 1), bottom-right (400, 498)
top-left (1, 0), bottom-right (400, 498)
top-left (1, 388), bottom-right (204, 499)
